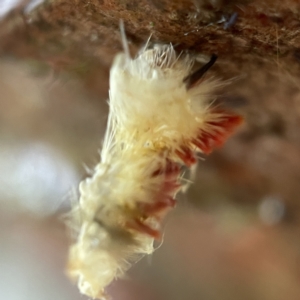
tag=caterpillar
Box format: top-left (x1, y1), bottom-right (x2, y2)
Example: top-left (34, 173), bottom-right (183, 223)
top-left (67, 40), bottom-right (243, 299)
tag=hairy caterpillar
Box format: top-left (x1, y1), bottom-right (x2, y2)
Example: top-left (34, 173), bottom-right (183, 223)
top-left (67, 41), bottom-right (242, 299)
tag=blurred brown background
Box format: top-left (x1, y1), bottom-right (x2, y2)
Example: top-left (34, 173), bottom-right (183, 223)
top-left (1, 0), bottom-right (300, 300)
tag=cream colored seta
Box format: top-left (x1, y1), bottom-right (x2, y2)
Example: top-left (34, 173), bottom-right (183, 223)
top-left (109, 45), bottom-right (222, 159)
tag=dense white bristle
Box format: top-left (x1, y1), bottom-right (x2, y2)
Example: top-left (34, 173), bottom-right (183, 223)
top-left (109, 45), bottom-right (224, 159)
